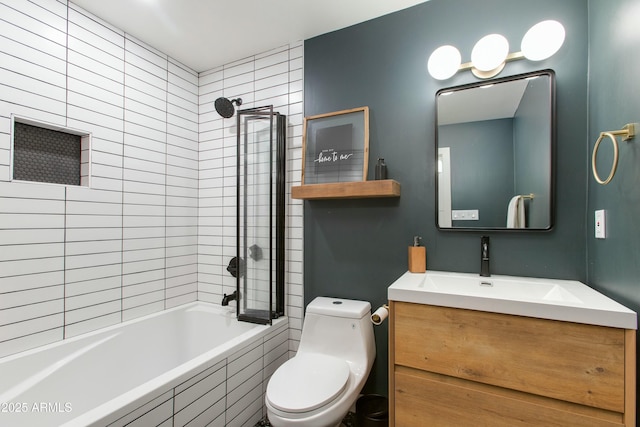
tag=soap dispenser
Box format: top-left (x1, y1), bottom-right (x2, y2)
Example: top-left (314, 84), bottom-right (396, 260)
top-left (408, 236), bottom-right (426, 273)
top-left (375, 158), bottom-right (387, 180)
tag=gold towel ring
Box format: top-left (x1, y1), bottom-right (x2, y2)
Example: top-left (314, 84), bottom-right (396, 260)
top-left (591, 123), bottom-right (636, 185)
top-left (591, 132), bottom-right (619, 185)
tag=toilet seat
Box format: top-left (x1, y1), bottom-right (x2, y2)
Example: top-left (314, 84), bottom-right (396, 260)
top-left (266, 353), bottom-right (350, 413)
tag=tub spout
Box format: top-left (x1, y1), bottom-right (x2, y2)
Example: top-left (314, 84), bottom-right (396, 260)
top-left (222, 291), bottom-right (237, 306)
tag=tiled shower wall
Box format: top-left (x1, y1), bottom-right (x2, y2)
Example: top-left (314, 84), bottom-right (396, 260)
top-left (0, 0), bottom-right (199, 357)
top-left (198, 45), bottom-right (304, 354)
top-left (0, 0), bottom-right (304, 359)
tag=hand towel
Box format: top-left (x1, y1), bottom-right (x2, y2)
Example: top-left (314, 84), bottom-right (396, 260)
top-left (506, 195), bottom-right (525, 228)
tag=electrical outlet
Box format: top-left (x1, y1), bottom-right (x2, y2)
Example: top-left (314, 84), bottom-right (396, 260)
top-left (451, 210), bottom-right (479, 221)
top-left (595, 210), bottom-right (606, 239)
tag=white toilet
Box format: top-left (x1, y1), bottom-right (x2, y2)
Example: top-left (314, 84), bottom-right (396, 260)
top-left (265, 297), bottom-right (376, 427)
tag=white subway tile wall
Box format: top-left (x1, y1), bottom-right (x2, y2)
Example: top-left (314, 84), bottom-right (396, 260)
top-left (198, 44), bottom-right (304, 355)
top-left (0, 181), bottom-right (66, 355)
top-left (122, 34), bottom-right (171, 322)
top-left (0, 0), bottom-right (304, 360)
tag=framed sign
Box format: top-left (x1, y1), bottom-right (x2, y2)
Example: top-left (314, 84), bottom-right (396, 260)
top-left (301, 106), bottom-right (369, 184)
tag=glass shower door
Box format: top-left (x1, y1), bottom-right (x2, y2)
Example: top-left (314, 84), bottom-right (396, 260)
top-left (236, 106), bottom-right (285, 324)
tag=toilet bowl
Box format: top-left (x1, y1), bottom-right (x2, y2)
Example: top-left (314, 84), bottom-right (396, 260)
top-left (265, 297), bottom-right (376, 427)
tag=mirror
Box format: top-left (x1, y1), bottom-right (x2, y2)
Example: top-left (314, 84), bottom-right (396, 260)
top-left (436, 70), bottom-right (555, 230)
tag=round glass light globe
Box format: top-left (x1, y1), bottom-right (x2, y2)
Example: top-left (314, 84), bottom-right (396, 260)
top-left (471, 34), bottom-right (509, 72)
top-left (427, 45), bottom-right (461, 80)
top-left (521, 20), bottom-right (565, 61)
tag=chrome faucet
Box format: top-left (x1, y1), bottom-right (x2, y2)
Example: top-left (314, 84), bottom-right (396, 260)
top-left (221, 290), bottom-right (237, 306)
top-left (480, 236), bottom-right (490, 277)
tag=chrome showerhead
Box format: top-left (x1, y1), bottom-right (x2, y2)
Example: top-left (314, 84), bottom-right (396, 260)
top-left (214, 97), bottom-right (242, 118)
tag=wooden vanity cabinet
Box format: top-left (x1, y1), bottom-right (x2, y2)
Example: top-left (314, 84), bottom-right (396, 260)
top-left (388, 301), bottom-right (636, 427)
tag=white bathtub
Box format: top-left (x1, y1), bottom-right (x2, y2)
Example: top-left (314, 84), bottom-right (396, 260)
top-left (0, 302), bottom-right (288, 427)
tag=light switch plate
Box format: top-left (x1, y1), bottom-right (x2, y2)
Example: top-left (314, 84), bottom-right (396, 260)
top-left (595, 209), bottom-right (606, 239)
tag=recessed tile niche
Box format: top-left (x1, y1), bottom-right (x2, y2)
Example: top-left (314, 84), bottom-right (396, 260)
top-left (12, 119), bottom-right (91, 186)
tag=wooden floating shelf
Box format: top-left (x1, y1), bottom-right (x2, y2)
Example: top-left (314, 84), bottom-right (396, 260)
top-left (291, 179), bottom-right (401, 200)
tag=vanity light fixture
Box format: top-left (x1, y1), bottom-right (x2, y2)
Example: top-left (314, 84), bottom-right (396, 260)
top-left (427, 20), bottom-right (565, 80)
top-left (471, 34), bottom-right (509, 77)
top-left (427, 45), bottom-right (461, 80)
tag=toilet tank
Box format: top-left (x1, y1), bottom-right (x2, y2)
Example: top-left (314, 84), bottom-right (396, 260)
top-left (298, 297), bottom-right (375, 365)
top-left (306, 297), bottom-right (371, 318)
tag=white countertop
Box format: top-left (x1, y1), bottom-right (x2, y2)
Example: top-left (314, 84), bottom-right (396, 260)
top-left (388, 270), bottom-right (637, 329)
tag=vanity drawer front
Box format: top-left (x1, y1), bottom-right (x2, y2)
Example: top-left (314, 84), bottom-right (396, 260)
top-left (394, 302), bottom-right (625, 412)
top-left (394, 367), bottom-right (623, 427)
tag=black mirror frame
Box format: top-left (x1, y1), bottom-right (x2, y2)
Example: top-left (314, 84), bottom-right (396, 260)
top-left (435, 69), bottom-right (556, 232)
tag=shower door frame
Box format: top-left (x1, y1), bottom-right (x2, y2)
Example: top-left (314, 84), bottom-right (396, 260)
top-left (235, 106), bottom-right (285, 325)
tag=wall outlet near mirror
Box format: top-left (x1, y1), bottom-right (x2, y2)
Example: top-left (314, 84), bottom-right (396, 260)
top-left (452, 210), bottom-right (479, 221)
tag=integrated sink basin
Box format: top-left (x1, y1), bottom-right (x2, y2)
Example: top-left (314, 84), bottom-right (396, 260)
top-left (388, 270), bottom-right (637, 329)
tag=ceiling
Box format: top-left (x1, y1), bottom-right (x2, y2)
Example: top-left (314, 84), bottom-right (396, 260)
top-left (70, 0), bottom-right (429, 73)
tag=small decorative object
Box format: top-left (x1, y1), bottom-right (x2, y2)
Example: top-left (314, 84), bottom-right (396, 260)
top-left (301, 106), bottom-right (369, 185)
top-left (374, 158), bottom-right (387, 180)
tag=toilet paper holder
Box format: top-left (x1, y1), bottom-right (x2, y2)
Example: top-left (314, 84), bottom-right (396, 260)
top-left (371, 304), bottom-right (389, 325)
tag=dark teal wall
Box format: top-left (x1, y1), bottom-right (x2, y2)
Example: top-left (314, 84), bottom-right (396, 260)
top-left (514, 76), bottom-right (553, 228)
top-left (442, 119), bottom-right (514, 228)
top-left (587, 0), bottom-right (640, 410)
top-left (304, 0), bottom-right (589, 395)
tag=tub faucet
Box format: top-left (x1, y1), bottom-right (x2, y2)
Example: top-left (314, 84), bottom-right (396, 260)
top-left (222, 290), bottom-right (237, 306)
top-left (480, 236), bottom-right (490, 277)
